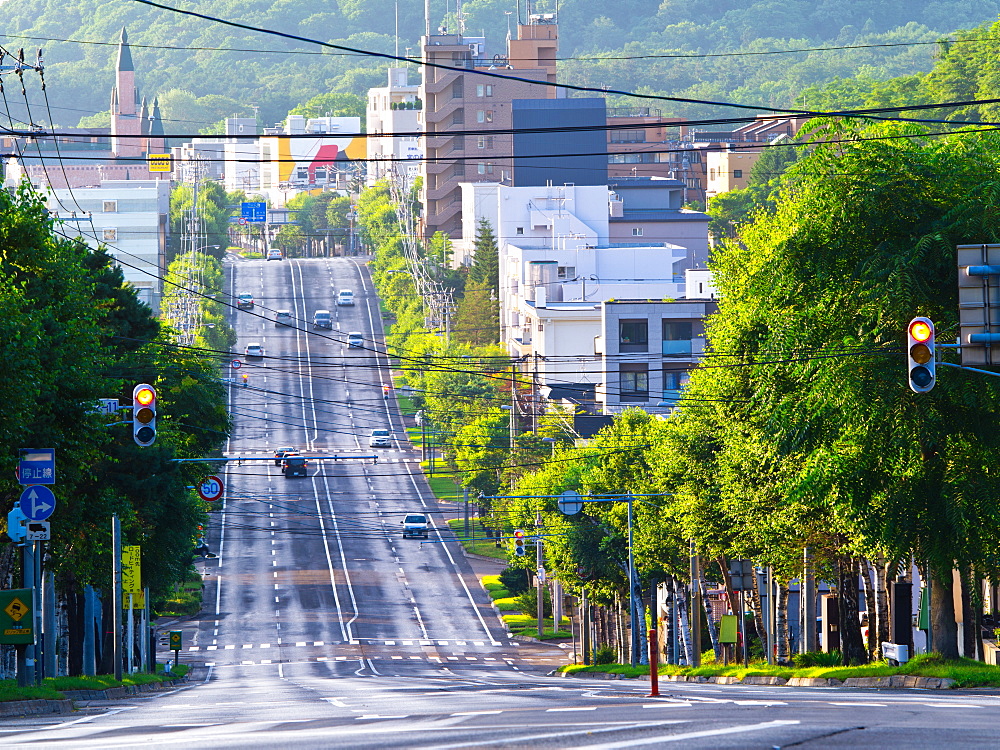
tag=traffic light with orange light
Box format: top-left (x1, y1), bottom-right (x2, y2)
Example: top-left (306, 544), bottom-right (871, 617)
top-left (513, 529), bottom-right (526, 557)
top-left (133, 383), bottom-right (157, 446)
top-left (907, 317), bottom-right (936, 393)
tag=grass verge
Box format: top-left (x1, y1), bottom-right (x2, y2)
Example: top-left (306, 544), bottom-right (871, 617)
top-left (155, 572), bottom-right (204, 617)
top-left (0, 664), bottom-right (190, 703)
top-left (559, 652), bottom-right (1000, 687)
top-left (447, 518), bottom-right (507, 560)
top-left (418, 466), bottom-right (462, 502)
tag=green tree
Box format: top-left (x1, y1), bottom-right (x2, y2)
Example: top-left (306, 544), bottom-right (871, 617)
top-left (687, 119), bottom-right (1000, 662)
top-left (288, 92), bottom-right (366, 129)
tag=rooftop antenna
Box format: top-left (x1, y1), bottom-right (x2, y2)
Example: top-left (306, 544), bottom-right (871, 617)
top-left (424, 0), bottom-right (431, 38)
top-left (394, 1), bottom-right (399, 58)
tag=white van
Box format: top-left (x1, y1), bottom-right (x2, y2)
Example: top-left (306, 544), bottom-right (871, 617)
top-left (337, 289), bottom-right (355, 306)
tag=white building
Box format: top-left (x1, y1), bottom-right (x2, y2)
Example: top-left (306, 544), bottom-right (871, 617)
top-left (366, 68), bottom-right (423, 187)
top-left (44, 180), bottom-right (169, 309)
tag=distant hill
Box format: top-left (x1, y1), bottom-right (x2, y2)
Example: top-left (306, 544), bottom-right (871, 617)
top-left (2, 0), bottom-right (998, 130)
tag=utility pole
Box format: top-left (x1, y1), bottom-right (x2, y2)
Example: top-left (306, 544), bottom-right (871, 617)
top-left (463, 487), bottom-right (470, 540)
top-left (802, 547), bottom-right (816, 652)
top-left (690, 541), bottom-right (701, 667)
top-left (535, 515), bottom-right (544, 639)
top-left (112, 515), bottom-right (123, 681)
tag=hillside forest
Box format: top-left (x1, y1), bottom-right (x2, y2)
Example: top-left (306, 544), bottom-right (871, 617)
top-left (4, 0), bottom-right (1000, 133)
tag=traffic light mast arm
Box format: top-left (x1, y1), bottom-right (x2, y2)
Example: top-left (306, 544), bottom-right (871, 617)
top-left (938, 362), bottom-right (1000, 379)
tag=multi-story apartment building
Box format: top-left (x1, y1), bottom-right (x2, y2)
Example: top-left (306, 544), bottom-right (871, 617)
top-left (367, 67), bottom-right (423, 187)
top-left (418, 17), bottom-right (558, 239)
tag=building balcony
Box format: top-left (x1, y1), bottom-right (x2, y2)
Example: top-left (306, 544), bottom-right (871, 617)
top-left (662, 340), bottom-right (693, 356)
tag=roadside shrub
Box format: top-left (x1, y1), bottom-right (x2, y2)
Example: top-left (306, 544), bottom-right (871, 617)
top-left (793, 650), bottom-right (842, 668)
top-left (515, 588), bottom-right (551, 618)
top-left (500, 566), bottom-right (530, 595)
top-left (594, 645), bottom-right (616, 664)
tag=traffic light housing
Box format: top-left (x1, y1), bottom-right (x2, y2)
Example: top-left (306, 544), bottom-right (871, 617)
top-left (513, 529), bottom-right (526, 557)
top-left (133, 383), bottom-right (157, 446)
top-left (907, 317), bottom-right (936, 393)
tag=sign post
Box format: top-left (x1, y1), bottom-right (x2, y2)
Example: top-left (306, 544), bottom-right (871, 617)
top-left (0, 587), bottom-right (35, 687)
top-left (169, 630), bottom-right (182, 667)
top-left (123, 546), bottom-right (141, 674)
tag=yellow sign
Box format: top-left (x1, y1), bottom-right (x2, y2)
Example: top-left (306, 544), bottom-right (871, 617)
top-left (147, 153), bottom-right (172, 173)
top-left (122, 545), bottom-right (142, 593)
top-left (123, 590), bottom-right (146, 610)
top-left (169, 630), bottom-right (182, 650)
top-left (4, 597), bottom-right (28, 622)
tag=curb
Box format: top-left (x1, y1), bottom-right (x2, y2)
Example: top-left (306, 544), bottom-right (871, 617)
top-left (62, 676), bottom-right (189, 703)
top-left (463, 551), bottom-right (507, 564)
top-left (558, 672), bottom-right (957, 689)
top-left (0, 699), bottom-right (73, 717)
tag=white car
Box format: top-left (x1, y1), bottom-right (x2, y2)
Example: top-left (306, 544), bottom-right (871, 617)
top-left (401, 513), bottom-right (429, 539)
top-left (337, 289), bottom-right (354, 306)
top-left (266, 248), bottom-right (283, 261)
top-left (244, 343), bottom-right (263, 358)
top-left (275, 310), bottom-right (293, 327)
top-left (347, 331), bottom-right (364, 348)
top-left (369, 429), bottom-right (392, 448)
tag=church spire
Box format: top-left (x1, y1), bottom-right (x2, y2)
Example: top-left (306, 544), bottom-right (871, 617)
top-left (116, 27), bottom-right (134, 72)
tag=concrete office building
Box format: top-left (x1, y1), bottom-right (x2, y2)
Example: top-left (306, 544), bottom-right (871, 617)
top-left (419, 16), bottom-right (558, 239)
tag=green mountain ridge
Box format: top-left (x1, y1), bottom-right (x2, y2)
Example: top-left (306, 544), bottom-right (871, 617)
top-left (2, 0), bottom-right (998, 129)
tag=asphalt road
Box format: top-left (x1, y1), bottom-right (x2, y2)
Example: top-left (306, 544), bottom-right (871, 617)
top-left (2, 257), bottom-right (999, 748)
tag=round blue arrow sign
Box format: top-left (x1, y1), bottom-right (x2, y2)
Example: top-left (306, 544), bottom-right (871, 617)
top-left (19, 485), bottom-right (56, 521)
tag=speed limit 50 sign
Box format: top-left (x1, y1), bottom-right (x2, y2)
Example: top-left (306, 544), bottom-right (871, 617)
top-left (197, 475), bottom-right (224, 502)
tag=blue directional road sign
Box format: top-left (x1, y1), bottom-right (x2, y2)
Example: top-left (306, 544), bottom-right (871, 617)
top-left (241, 201), bottom-right (267, 223)
top-left (19, 486), bottom-right (56, 522)
top-left (18, 449), bottom-right (55, 485)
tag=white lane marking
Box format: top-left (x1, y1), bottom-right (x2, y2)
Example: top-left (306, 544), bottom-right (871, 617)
top-left (423, 721), bottom-right (690, 749)
top-left (547, 707), bottom-right (597, 712)
top-left (828, 702), bottom-right (888, 707)
top-left (583, 719), bottom-right (801, 749)
top-left (452, 710), bottom-right (502, 716)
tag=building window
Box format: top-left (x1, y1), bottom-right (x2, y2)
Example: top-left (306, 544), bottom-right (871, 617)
top-left (452, 110), bottom-right (464, 125)
top-left (610, 129), bottom-right (646, 143)
top-left (477, 110), bottom-right (485, 123)
top-left (453, 162), bottom-right (465, 177)
top-left (619, 319), bottom-right (648, 352)
top-left (662, 369), bottom-right (691, 400)
top-left (102, 228), bottom-right (117, 241)
top-left (452, 135), bottom-right (464, 151)
top-left (620, 368), bottom-right (649, 399)
top-left (478, 136), bottom-right (486, 149)
top-left (452, 79), bottom-right (464, 99)
top-left (477, 162), bottom-right (486, 175)
top-left (663, 320), bottom-right (693, 355)
top-left (486, 162), bottom-right (494, 174)
top-left (476, 84), bottom-right (493, 97)
top-left (557, 265), bottom-right (575, 280)
top-left (632, 227), bottom-right (643, 237)
top-left (733, 169), bottom-right (743, 178)
top-left (485, 110), bottom-right (493, 122)
top-left (102, 201), bottom-right (117, 212)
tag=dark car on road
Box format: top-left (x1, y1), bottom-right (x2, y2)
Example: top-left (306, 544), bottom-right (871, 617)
top-left (281, 455), bottom-right (308, 477)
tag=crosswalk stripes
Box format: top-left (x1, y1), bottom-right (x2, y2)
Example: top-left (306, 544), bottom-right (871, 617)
top-left (188, 638), bottom-right (506, 651)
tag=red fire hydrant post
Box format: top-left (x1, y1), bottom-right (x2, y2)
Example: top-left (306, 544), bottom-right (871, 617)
top-left (647, 628), bottom-right (660, 697)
